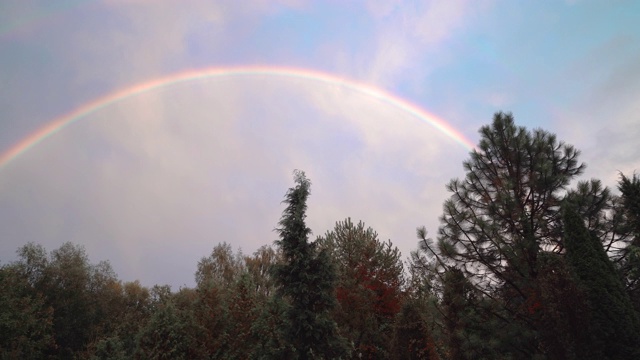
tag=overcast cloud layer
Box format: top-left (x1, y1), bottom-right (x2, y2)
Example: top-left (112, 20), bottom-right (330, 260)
top-left (1, 0), bottom-right (639, 288)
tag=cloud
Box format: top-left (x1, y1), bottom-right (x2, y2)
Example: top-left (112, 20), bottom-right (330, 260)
top-left (4, 0), bottom-right (636, 292)
top-left (357, 0), bottom-right (492, 87)
top-left (0, 74), bottom-right (468, 287)
top-left (552, 42), bottom-right (640, 186)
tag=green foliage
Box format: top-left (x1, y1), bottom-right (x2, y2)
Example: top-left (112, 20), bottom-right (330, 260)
top-left (196, 242), bottom-right (245, 290)
top-left (135, 300), bottom-right (207, 360)
top-left (319, 218), bottom-right (404, 359)
top-left (438, 112), bottom-right (584, 294)
top-left (116, 280), bottom-right (152, 357)
top-left (619, 173), bottom-right (640, 239)
top-left (224, 273), bottom-right (260, 359)
top-left (273, 170), bottom-right (349, 359)
top-left (391, 297), bottom-right (439, 360)
top-left (250, 296), bottom-right (294, 359)
top-left (245, 245), bottom-right (279, 299)
top-left (194, 282), bottom-right (229, 358)
top-left (440, 268), bottom-right (509, 360)
top-left (0, 265), bottom-right (55, 359)
top-left (563, 204), bottom-right (640, 359)
top-left (91, 336), bottom-right (127, 360)
top-left (432, 112), bottom-right (598, 358)
top-left (617, 173), bottom-right (640, 310)
top-left (8, 242), bottom-right (127, 359)
top-left (534, 252), bottom-right (595, 359)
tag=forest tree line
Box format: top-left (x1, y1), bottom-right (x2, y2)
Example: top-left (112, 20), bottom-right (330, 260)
top-left (1, 112), bottom-right (640, 359)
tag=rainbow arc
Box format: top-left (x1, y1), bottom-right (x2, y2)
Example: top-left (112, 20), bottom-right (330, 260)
top-left (0, 66), bottom-right (475, 170)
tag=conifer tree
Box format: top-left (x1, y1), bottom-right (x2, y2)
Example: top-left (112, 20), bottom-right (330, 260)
top-left (619, 173), bottom-right (640, 240)
top-left (318, 218), bottom-right (404, 358)
top-left (391, 298), bottom-right (439, 360)
top-left (433, 112), bottom-right (589, 357)
top-left (618, 173), bottom-right (640, 309)
top-left (437, 112), bottom-right (584, 296)
top-left (563, 204), bottom-right (640, 359)
top-left (272, 170), bottom-right (349, 359)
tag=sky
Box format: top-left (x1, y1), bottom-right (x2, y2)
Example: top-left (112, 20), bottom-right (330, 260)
top-left (1, 0), bottom-right (639, 289)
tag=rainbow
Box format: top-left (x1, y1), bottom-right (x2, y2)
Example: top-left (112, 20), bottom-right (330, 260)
top-left (0, 66), bottom-right (475, 170)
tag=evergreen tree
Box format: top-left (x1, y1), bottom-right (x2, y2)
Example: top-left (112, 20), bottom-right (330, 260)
top-left (535, 252), bottom-right (594, 359)
top-left (431, 112), bottom-right (593, 356)
top-left (273, 170), bottom-right (349, 359)
top-left (440, 268), bottom-right (505, 360)
top-left (563, 204), bottom-right (640, 359)
top-left (318, 218), bottom-right (404, 359)
top-left (619, 173), bottom-right (640, 240)
top-left (390, 298), bottom-right (439, 360)
top-left (617, 173), bottom-right (640, 310)
top-left (437, 112), bottom-right (584, 296)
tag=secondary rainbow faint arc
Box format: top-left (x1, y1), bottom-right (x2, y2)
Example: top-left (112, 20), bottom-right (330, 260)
top-left (0, 66), bottom-right (475, 170)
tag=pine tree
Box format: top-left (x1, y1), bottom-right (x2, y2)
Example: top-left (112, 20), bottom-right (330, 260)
top-left (318, 218), bottom-right (404, 358)
top-left (618, 173), bottom-right (640, 310)
top-left (434, 112), bottom-right (586, 357)
top-left (437, 112), bottom-right (584, 296)
top-left (563, 204), bottom-right (640, 359)
top-left (272, 170), bottom-right (349, 359)
top-left (619, 173), bottom-right (640, 240)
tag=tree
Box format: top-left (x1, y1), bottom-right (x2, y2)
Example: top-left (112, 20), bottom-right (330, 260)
top-left (195, 242), bottom-right (245, 291)
top-left (439, 268), bottom-right (508, 360)
top-left (134, 300), bottom-right (207, 360)
top-left (224, 273), bottom-right (260, 359)
top-left (0, 264), bottom-right (55, 359)
top-left (563, 204), bottom-right (640, 359)
top-left (437, 112), bottom-right (584, 293)
top-left (534, 252), bottom-right (594, 359)
top-left (116, 280), bottom-right (151, 357)
top-left (10, 242), bottom-right (124, 358)
top-left (432, 112), bottom-right (592, 357)
top-left (390, 297), bottom-right (440, 360)
top-left (618, 173), bottom-right (640, 240)
top-left (318, 218), bottom-right (404, 358)
top-left (272, 170), bottom-right (349, 359)
top-left (250, 296), bottom-right (295, 359)
top-left (245, 245), bottom-right (280, 299)
top-left (91, 336), bottom-right (127, 360)
top-left (617, 173), bottom-right (640, 309)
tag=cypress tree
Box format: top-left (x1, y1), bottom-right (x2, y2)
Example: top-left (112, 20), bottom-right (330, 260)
top-left (272, 170), bottom-right (349, 359)
top-left (563, 204), bottom-right (640, 359)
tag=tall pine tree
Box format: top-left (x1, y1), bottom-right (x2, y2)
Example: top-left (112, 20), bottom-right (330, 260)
top-left (273, 170), bottom-right (349, 359)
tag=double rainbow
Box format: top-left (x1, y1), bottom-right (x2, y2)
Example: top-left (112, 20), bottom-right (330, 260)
top-left (0, 66), bottom-right (475, 170)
